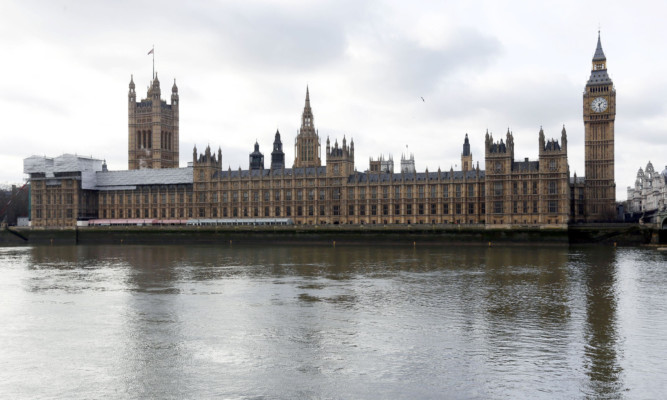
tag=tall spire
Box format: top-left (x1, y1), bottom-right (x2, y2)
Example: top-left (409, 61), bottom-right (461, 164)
top-left (294, 86), bottom-right (321, 167)
top-left (593, 31), bottom-right (606, 62)
top-left (462, 133), bottom-right (471, 156)
top-left (300, 86), bottom-right (314, 130)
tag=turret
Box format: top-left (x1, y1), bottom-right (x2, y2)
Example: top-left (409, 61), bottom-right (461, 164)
top-left (171, 79), bottom-right (179, 105)
top-left (325, 135), bottom-right (354, 176)
top-left (128, 75), bottom-right (136, 101)
top-left (561, 125), bottom-right (567, 151)
top-left (249, 141), bottom-right (264, 170)
top-left (461, 133), bottom-right (472, 172)
top-left (538, 126), bottom-right (545, 150)
top-left (270, 130), bottom-right (285, 170)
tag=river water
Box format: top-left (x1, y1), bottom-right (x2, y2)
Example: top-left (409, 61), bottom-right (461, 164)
top-left (0, 244), bottom-right (666, 399)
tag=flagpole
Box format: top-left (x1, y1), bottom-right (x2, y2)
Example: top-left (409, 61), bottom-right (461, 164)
top-left (152, 45), bottom-right (155, 79)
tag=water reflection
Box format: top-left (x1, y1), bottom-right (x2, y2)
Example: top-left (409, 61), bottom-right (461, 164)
top-left (1, 244), bottom-right (656, 398)
top-left (579, 247), bottom-right (623, 398)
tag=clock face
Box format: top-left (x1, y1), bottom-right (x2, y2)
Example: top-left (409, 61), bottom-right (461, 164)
top-left (591, 97), bottom-right (608, 113)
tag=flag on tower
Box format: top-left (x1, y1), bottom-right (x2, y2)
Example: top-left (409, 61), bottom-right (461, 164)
top-left (147, 48), bottom-right (154, 55)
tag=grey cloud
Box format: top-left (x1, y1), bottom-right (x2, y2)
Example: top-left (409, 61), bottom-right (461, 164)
top-left (0, 90), bottom-right (68, 116)
top-left (353, 28), bottom-right (503, 99)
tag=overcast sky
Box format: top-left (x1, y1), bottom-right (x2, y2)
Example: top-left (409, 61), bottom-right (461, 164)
top-left (1, 0), bottom-right (665, 200)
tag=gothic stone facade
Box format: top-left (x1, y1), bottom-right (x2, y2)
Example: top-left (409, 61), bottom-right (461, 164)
top-left (25, 35), bottom-right (615, 228)
top-left (128, 73), bottom-right (179, 170)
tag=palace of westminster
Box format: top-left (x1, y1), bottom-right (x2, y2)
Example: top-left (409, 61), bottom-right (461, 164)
top-left (24, 35), bottom-right (618, 228)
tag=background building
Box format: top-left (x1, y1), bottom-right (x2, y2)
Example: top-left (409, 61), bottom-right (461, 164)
top-left (627, 161), bottom-right (667, 221)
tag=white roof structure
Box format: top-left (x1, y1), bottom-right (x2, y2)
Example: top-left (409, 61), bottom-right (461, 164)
top-left (95, 168), bottom-right (193, 190)
top-left (24, 154), bottom-right (193, 190)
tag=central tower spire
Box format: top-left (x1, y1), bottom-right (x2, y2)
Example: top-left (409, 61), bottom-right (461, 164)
top-left (293, 86), bottom-right (321, 168)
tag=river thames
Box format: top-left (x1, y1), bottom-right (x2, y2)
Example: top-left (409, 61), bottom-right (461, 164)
top-left (1, 244), bottom-right (666, 399)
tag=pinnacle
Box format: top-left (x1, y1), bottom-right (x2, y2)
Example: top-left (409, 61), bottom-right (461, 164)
top-left (593, 31), bottom-right (606, 61)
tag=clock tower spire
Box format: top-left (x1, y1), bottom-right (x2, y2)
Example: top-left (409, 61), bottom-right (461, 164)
top-left (583, 31), bottom-right (616, 221)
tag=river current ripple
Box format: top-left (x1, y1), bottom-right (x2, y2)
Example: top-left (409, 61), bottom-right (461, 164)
top-left (0, 245), bottom-right (666, 399)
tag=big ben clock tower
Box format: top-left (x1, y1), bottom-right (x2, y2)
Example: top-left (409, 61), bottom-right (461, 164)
top-left (583, 32), bottom-right (616, 221)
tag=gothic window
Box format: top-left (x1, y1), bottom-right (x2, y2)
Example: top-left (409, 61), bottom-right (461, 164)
top-left (468, 185), bottom-right (474, 198)
top-left (493, 201), bottom-right (503, 214)
top-left (468, 203), bottom-right (474, 215)
top-left (494, 182), bottom-right (503, 196)
top-left (549, 201), bottom-right (558, 213)
top-left (549, 181), bottom-right (557, 195)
